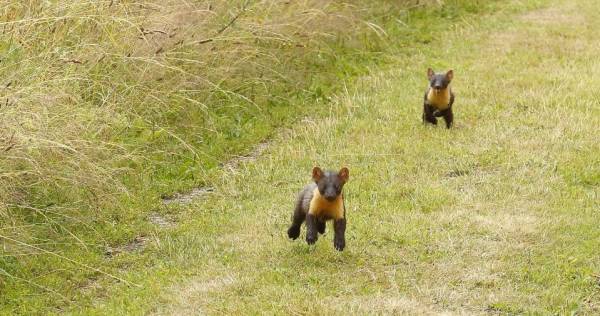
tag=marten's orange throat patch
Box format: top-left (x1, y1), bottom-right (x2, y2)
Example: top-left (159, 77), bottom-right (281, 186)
top-left (308, 188), bottom-right (344, 220)
top-left (427, 87), bottom-right (451, 110)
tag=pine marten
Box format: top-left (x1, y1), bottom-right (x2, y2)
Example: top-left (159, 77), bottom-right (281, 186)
top-left (423, 68), bottom-right (455, 128)
top-left (287, 167), bottom-right (349, 251)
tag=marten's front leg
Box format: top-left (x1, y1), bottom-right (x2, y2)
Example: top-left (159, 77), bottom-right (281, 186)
top-left (333, 218), bottom-right (346, 251)
top-left (305, 214), bottom-right (318, 245)
top-left (423, 103), bottom-right (437, 125)
top-left (442, 107), bottom-right (453, 129)
top-left (443, 93), bottom-right (455, 129)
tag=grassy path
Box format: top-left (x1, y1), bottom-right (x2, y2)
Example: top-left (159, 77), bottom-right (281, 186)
top-left (92, 0), bottom-right (598, 314)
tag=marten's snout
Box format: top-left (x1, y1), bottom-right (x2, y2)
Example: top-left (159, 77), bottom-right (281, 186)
top-left (324, 191), bottom-right (337, 201)
top-left (322, 185), bottom-right (339, 201)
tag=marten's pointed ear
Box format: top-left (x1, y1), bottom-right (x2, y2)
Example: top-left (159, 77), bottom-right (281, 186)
top-left (338, 167), bottom-right (349, 183)
top-left (427, 68), bottom-right (434, 80)
top-left (312, 167), bottom-right (324, 182)
top-left (446, 69), bottom-right (454, 81)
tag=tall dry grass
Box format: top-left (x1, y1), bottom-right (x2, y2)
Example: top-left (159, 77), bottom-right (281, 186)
top-left (0, 0), bottom-right (427, 292)
top-left (0, 1), bottom-right (381, 219)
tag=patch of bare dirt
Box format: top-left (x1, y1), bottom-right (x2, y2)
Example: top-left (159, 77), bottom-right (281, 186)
top-left (222, 140), bottom-right (270, 171)
top-left (161, 187), bottom-right (214, 205)
top-left (148, 212), bottom-right (176, 228)
top-left (160, 140), bottom-right (270, 205)
top-left (105, 236), bottom-right (149, 257)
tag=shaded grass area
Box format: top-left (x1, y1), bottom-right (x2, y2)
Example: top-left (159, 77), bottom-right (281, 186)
top-left (0, 0), bottom-right (529, 314)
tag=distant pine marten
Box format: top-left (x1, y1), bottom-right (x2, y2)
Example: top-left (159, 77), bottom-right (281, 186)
top-left (287, 167), bottom-right (349, 251)
top-left (423, 68), bottom-right (455, 128)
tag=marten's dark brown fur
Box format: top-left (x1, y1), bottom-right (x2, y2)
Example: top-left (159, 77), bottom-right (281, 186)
top-left (287, 167), bottom-right (349, 251)
top-left (423, 68), bottom-right (455, 128)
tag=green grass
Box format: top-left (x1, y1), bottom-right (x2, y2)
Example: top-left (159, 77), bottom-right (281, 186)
top-left (2, 0), bottom-right (600, 314)
top-left (152, 0), bottom-right (597, 314)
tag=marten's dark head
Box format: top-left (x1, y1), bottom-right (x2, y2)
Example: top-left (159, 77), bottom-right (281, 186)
top-left (427, 68), bottom-right (453, 91)
top-left (312, 167), bottom-right (349, 202)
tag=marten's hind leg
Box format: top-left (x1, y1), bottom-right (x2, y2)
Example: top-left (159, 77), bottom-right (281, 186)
top-left (316, 219), bottom-right (326, 235)
top-left (287, 201), bottom-right (305, 240)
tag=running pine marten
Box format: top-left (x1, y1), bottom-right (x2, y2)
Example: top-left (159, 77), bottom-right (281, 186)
top-left (423, 68), bottom-right (455, 128)
top-left (287, 167), bottom-right (349, 251)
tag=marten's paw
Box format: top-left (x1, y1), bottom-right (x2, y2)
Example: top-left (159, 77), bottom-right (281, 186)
top-left (306, 235), bottom-right (317, 245)
top-left (287, 225), bottom-right (300, 240)
top-left (334, 238), bottom-right (345, 251)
